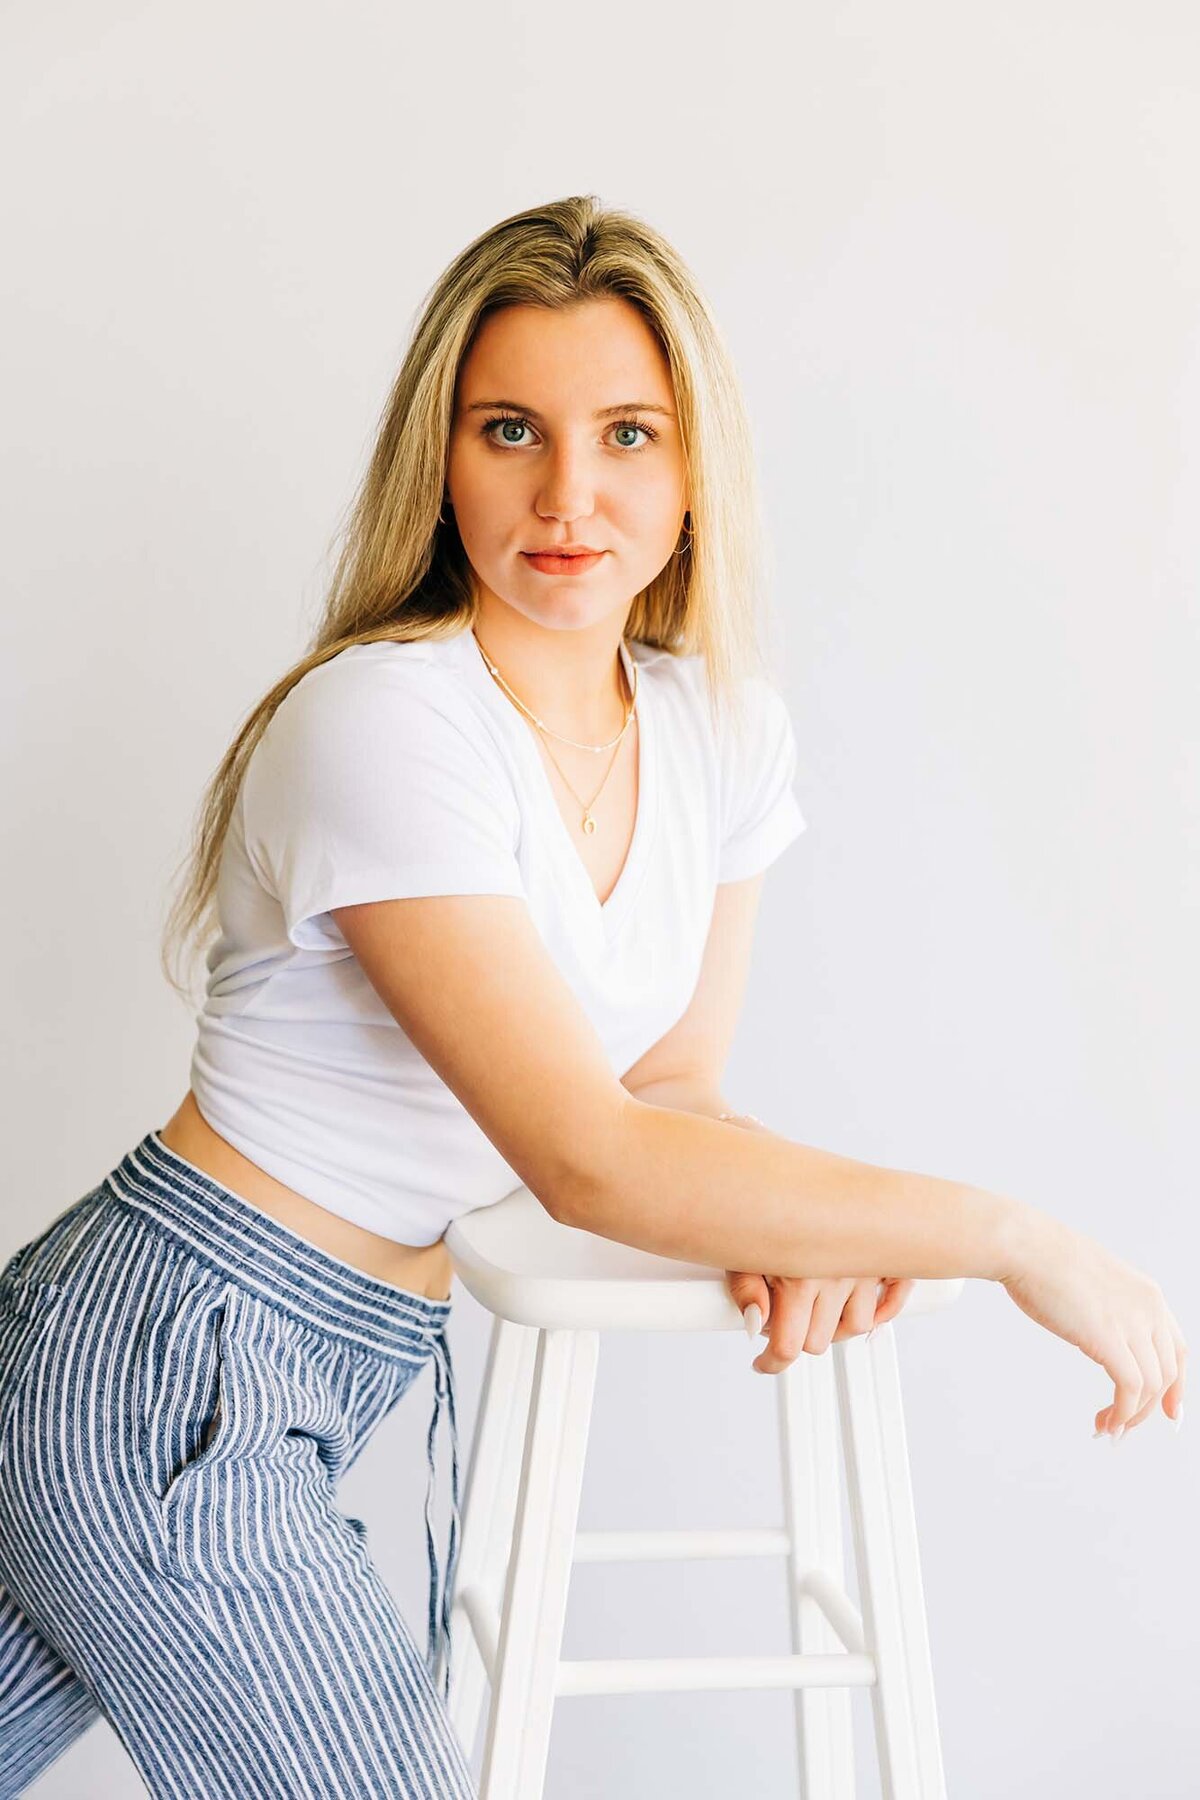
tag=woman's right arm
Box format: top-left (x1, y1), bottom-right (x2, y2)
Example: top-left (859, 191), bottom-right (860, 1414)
top-left (594, 1106), bottom-right (1186, 1435)
top-left (576, 1098), bottom-right (1023, 1283)
top-left (331, 891), bottom-right (1186, 1436)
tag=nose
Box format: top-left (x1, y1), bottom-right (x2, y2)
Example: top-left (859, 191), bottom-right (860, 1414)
top-left (533, 440), bottom-right (599, 526)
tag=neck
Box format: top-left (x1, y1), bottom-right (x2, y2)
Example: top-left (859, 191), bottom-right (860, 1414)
top-left (470, 604), bottom-right (632, 739)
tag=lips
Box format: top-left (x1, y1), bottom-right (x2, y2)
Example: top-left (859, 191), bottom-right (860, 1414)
top-left (521, 549), bottom-right (606, 574)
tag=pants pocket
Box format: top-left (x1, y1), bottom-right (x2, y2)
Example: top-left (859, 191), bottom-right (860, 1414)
top-left (148, 1280), bottom-right (381, 1592)
top-left (150, 1278), bottom-right (234, 1513)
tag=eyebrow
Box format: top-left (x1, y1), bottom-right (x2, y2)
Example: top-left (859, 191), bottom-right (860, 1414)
top-left (464, 399), bottom-right (676, 421)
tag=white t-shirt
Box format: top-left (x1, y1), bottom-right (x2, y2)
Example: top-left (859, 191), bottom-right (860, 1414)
top-left (189, 627), bottom-right (807, 1245)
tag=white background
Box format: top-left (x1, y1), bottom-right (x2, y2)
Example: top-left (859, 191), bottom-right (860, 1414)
top-left (2, 3), bottom-right (1196, 1795)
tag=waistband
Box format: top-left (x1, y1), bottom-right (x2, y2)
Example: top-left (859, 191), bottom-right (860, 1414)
top-left (103, 1129), bottom-right (462, 1702)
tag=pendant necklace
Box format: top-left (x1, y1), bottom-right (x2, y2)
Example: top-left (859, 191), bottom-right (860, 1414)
top-left (471, 626), bottom-right (638, 836)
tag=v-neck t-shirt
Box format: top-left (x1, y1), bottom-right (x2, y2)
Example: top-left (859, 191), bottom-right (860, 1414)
top-left (188, 627), bottom-right (807, 1245)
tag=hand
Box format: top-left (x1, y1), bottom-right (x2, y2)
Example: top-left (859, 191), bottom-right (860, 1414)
top-left (725, 1269), bottom-right (917, 1373)
top-left (712, 1113), bottom-right (915, 1372)
top-left (1000, 1206), bottom-right (1187, 1438)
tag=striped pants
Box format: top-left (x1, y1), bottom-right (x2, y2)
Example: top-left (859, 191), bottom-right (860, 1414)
top-left (0, 1130), bottom-right (478, 1798)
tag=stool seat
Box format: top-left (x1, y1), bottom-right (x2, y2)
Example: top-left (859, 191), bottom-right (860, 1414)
top-left (442, 1182), bottom-right (961, 1800)
top-left (446, 1183), bottom-right (964, 1332)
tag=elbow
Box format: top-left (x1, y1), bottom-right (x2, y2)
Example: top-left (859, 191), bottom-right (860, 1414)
top-left (541, 1161), bottom-right (609, 1232)
top-left (537, 1091), bottom-right (638, 1230)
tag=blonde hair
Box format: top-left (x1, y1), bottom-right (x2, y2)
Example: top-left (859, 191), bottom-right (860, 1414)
top-left (161, 192), bottom-right (778, 1007)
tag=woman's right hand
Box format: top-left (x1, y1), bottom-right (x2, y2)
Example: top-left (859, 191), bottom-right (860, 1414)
top-left (999, 1207), bottom-right (1187, 1437)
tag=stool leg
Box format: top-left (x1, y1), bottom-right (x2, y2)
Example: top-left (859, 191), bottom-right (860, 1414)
top-left (836, 1325), bottom-right (948, 1800)
top-left (480, 1326), bottom-right (599, 1800)
top-left (779, 1347), bottom-right (856, 1798)
top-left (446, 1316), bottom-right (539, 1761)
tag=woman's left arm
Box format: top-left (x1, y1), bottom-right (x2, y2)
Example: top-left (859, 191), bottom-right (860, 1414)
top-left (620, 1077), bottom-right (915, 1374)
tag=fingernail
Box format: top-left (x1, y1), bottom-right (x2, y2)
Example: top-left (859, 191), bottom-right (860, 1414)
top-left (1172, 1404), bottom-right (1184, 1434)
top-left (1112, 1424), bottom-right (1125, 1441)
top-left (743, 1303), bottom-right (762, 1340)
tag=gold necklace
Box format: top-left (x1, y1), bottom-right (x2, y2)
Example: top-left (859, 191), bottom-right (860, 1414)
top-left (471, 626), bottom-right (638, 837)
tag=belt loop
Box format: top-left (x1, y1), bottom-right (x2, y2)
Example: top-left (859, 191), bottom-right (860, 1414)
top-left (423, 1318), bottom-right (461, 1704)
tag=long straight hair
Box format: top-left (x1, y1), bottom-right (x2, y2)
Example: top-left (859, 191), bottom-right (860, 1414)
top-left (161, 193), bottom-right (777, 1006)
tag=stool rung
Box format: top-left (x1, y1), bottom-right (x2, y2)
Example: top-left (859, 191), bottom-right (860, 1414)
top-left (553, 1651), bottom-right (879, 1697)
top-left (572, 1526), bottom-right (790, 1562)
top-left (455, 1566), bottom-right (867, 1693)
top-left (453, 1562), bottom-right (863, 1684)
top-left (570, 1533), bottom-right (865, 1651)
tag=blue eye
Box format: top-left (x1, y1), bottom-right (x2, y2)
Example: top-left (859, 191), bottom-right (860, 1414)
top-left (480, 412), bottom-right (659, 452)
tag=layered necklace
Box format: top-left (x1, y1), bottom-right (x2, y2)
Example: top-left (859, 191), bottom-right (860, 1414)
top-left (470, 626), bottom-right (638, 837)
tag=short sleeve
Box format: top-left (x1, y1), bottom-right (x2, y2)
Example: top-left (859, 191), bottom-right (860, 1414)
top-left (242, 655), bottom-right (526, 951)
top-left (717, 675), bottom-right (808, 883)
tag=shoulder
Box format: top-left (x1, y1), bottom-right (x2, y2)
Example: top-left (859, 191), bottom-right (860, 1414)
top-left (638, 645), bottom-right (791, 747)
top-left (630, 642), bottom-right (709, 719)
top-left (247, 634), bottom-right (515, 817)
top-left (276, 636), bottom-right (464, 710)
top-left (262, 636), bottom-right (484, 749)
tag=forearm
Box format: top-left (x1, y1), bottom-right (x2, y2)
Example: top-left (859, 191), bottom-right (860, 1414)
top-left (573, 1078), bottom-right (1025, 1284)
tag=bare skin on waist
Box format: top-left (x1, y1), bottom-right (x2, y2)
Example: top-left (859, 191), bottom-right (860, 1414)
top-left (157, 1089), bottom-right (454, 1301)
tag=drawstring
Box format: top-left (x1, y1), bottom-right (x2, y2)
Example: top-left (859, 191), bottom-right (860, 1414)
top-left (424, 1318), bottom-right (461, 1705)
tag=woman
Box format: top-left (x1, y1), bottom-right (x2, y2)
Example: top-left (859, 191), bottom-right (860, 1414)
top-left (0, 194), bottom-right (1186, 1798)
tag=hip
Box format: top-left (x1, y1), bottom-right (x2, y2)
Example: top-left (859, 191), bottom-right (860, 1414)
top-left (158, 1088), bottom-right (453, 1300)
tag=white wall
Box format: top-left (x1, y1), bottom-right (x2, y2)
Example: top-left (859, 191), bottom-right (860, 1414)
top-left (2, 4), bottom-right (1196, 1795)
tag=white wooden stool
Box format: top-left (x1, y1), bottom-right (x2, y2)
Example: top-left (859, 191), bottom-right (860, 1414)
top-left (441, 1185), bottom-right (962, 1800)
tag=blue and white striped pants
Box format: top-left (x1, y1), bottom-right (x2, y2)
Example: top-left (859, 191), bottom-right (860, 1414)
top-left (0, 1129), bottom-right (477, 1797)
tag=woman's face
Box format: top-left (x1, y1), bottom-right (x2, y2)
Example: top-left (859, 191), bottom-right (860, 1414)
top-left (445, 296), bottom-right (689, 635)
